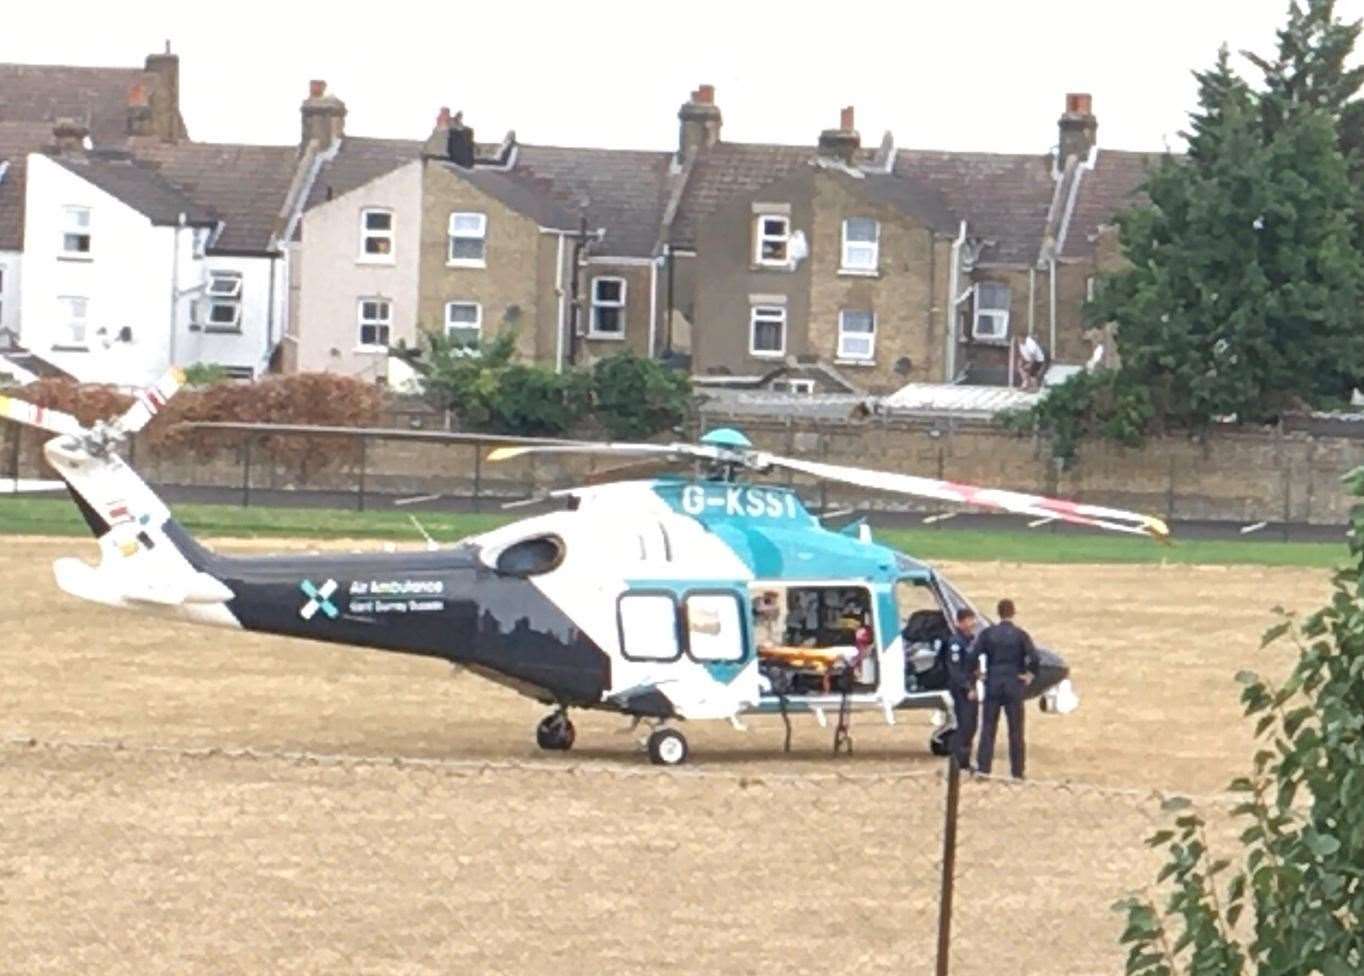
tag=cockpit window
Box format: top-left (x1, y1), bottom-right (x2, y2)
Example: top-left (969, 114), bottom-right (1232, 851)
top-left (494, 536), bottom-right (565, 576)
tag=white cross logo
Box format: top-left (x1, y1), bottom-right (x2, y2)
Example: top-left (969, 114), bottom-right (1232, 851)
top-left (299, 578), bottom-right (340, 620)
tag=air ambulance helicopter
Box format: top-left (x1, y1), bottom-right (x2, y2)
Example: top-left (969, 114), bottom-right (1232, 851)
top-left (0, 371), bottom-right (1169, 765)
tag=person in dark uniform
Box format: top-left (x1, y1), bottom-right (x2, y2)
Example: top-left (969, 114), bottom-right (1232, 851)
top-left (939, 607), bottom-right (981, 769)
top-left (974, 598), bottom-right (1039, 779)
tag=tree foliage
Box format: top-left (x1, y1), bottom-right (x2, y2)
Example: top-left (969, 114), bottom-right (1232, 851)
top-left (410, 329), bottom-right (691, 440)
top-left (1117, 465), bottom-right (1364, 975)
top-left (1014, 2), bottom-right (1364, 460)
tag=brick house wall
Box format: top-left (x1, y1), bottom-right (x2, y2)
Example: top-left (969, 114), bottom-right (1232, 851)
top-left (807, 173), bottom-right (950, 392)
top-left (418, 162), bottom-right (562, 363)
top-left (576, 260), bottom-right (655, 363)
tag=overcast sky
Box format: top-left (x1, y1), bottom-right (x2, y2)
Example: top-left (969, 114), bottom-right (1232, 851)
top-left (4, 0), bottom-right (1362, 154)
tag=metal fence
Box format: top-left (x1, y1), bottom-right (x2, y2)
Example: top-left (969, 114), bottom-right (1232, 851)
top-left (1, 735), bottom-right (1235, 975)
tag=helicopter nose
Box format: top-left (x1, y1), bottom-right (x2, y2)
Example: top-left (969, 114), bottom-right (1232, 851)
top-left (1028, 647), bottom-right (1070, 698)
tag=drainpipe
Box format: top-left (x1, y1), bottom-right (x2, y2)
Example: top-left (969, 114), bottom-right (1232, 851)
top-left (664, 244), bottom-right (676, 356)
top-left (168, 212), bottom-right (185, 371)
top-left (1048, 256), bottom-right (1057, 359)
top-left (266, 253), bottom-right (278, 372)
top-left (944, 220), bottom-right (966, 382)
top-left (1027, 266), bottom-right (1036, 338)
top-left (648, 255), bottom-right (659, 359)
top-left (554, 231), bottom-right (566, 373)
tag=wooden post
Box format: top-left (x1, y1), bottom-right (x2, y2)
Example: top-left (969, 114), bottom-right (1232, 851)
top-left (935, 754), bottom-right (962, 976)
top-left (241, 436), bottom-right (253, 508)
top-left (357, 434), bottom-right (367, 512)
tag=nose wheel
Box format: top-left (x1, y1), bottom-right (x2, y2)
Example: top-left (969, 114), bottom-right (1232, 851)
top-left (646, 727), bottom-right (689, 766)
top-left (536, 710), bottom-right (576, 751)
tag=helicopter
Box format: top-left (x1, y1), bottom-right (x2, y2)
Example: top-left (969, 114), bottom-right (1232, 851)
top-left (0, 371), bottom-right (1168, 765)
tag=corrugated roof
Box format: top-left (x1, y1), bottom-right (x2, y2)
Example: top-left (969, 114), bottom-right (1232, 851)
top-left (880, 382), bottom-right (1041, 416)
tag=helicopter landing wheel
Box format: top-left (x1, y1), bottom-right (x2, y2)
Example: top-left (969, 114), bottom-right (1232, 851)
top-left (536, 711), bottom-right (576, 751)
top-left (647, 727), bottom-right (689, 767)
top-left (928, 728), bottom-right (952, 757)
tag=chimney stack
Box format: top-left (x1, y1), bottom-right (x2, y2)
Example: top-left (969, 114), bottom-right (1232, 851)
top-left (126, 80), bottom-right (153, 137)
top-left (445, 111), bottom-right (475, 168)
top-left (1058, 92), bottom-right (1097, 163)
top-left (143, 43), bottom-right (183, 142)
top-left (676, 84), bottom-right (722, 163)
top-left (818, 106), bottom-right (860, 164)
top-left (52, 118), bottom-right (89, 155)
top-left (300, 79), bottom-right (347, 153)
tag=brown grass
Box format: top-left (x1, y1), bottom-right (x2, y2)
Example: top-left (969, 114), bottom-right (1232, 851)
top-left (0, 538), bottom-right (1328, 974)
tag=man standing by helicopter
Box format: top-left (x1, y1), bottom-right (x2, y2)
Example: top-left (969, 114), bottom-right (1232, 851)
top-left (974, 599), bottom-right (1038, 779)
top-left (940, 607), bottom-right (981, 770)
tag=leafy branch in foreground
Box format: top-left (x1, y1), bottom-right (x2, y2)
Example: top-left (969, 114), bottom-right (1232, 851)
top-left (1115, 465), bottom-right (1364, 974)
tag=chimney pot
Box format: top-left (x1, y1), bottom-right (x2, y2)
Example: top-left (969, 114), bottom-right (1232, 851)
top-left (1058, 92), bottom-right (1098, 162)
top-left (677, 84), bottom-right (722, 163)
top-left (840, 106), bottom-right (855, 131)
top-left (818, 107), bottom-right (861, 163)
top-left (52, 118), bottom-right (89, 154)
top-left (309, 79), bottom-right (326, 99)
top-left (300, 81), bottom-right (346, 153)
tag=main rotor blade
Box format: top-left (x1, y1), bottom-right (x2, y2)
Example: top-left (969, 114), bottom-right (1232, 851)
top-left (487, 442), bottom-right (691, 463)
top-left (758, 453), bottom-right (1171, 541)
top-left (117, 367), bottom-right (186, 434)
top-left (0, 393), bottom-right (86, 438)
top-left (583, 457), bottom-right (693, 485)
top-left (0, 478), bottom-right (65, 494)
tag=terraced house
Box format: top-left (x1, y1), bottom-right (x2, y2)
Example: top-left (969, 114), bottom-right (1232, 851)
top-left (0, 52), bottom-right (1160, 393)
top-left (291, 86), bottom-right (1157, 394)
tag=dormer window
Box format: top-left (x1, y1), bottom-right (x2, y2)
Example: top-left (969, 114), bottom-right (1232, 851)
top-left (754, 215), bottom-right (790, 266)
top-left (61, 206), bottom-right (91, 258)
top-left (359, 209), bottom-right (394, 261)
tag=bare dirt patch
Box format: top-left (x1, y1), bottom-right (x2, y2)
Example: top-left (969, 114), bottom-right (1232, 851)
top-left (0, 538), bottom-right (1328, 973)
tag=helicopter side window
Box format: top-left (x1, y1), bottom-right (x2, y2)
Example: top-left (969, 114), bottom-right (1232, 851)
top-left (618, 593), bottom-right (682, 662)
top-left (683, 592), bottom-right (745, 663)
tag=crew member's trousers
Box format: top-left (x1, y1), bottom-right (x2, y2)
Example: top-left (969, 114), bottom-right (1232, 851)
top-left (977, 682), bottom-right (1026, 779)
top-left (949, 689), bottom-right (978, 769)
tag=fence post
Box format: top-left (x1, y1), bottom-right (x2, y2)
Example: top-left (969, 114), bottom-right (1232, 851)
top-left (473, 442), bottom-right (482, 513)
top-left (934, 754), bottom-right (962, 976)
top-left (8, 424), bottom-right (20, 491)
top-left (357, 434), bottom-right (367, 512)
top-left (242, 436), bottom-right (253, 508)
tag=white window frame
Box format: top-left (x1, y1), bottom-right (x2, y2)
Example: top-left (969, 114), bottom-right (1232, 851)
top-left (619, 593), bottom-right (682, 662)
top-left (840, 218), bottom-right (879, 273)
top-left (358, 208), bottom-right (395, 263)
top-left (749, 304), bottom-right (786, 357)
top-left (202, 270), bottom-right (244, 331)
top-left (357, 297), bottom-right (392, 349)
top-left (754, 215), bottom-right (791, 267)
top-left (60, 206), bottom-right (92, 259)
top-left (684, 592), bottom-right (745, 663)
top-left (445, 301), bottom-right (482, 349)
top-left (56, 295), bottom-right (89, 350)
top-left (972, 282), bottom-right (1011, 342)
top-left (447, 212), bottom-right (488, 267)
top-left (589, 276), bottom-right (628, 339)
top-left (837, 309), bottom-right (876, 361)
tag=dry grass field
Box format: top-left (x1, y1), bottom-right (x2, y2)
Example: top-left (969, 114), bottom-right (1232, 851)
top-left (0, 536), bottom-right (1332, 974)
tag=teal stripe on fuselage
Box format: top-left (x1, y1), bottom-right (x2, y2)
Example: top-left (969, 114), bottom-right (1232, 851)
top-left (650, 479), bottom-right (926, 585)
